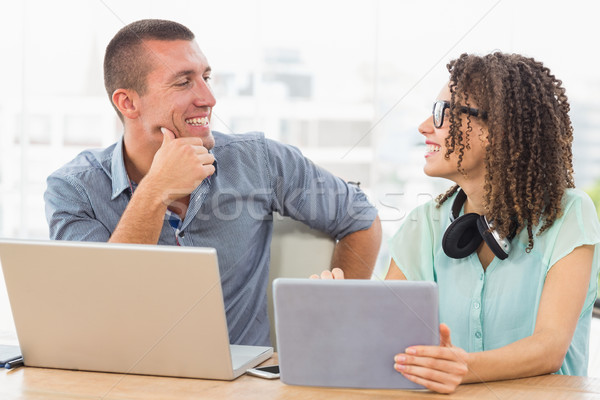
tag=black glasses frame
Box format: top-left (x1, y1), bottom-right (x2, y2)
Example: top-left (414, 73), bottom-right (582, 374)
top-left (433, 100), bottom-right (488, 129)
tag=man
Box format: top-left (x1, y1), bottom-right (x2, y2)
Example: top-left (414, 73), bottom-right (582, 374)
top-left (44, 19), bottom-right (381, 346)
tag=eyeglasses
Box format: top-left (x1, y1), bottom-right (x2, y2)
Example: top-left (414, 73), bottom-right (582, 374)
top-left (432, 100), bottom-right (488, 129)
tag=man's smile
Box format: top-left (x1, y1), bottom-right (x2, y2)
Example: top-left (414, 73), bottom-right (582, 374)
top-left (185, 116), bottom-right (209, 127)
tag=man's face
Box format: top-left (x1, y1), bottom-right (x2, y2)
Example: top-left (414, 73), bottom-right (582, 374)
top-left (135, 39), bottom-right (217, 151)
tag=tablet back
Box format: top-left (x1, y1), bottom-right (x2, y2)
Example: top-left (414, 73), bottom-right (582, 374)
top-left (273, 278), bottom-right (439, 389)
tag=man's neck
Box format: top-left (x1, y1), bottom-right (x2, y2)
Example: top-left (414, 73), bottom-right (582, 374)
top-left (122, 133), bottom-right (155, 184)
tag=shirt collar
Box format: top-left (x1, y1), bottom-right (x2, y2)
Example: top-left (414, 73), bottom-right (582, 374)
top-left (110, 137), bottom-right (218, 200)
top-left (110, 137), bottom-right (130, 200)
top-left (211, 154), bottom-right (219, 177)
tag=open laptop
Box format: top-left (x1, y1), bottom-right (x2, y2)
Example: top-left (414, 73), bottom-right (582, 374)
top-left (273, 278), bottom-right (439, 389)
top-left (0, 239), bottom-right (272, 380)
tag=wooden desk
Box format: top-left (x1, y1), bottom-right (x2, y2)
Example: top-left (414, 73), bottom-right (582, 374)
top-left (2, 356), bottom-right (600, 400)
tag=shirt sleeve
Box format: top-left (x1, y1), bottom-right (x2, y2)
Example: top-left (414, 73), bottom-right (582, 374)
top-left (544, 190), bottom-right (600, 318)
top-left (388, 202), bottom-right (438, 282)
top-left (546, 189), bottom-right (600, 269)
top-left (44, 173), bottom-right (112, 242)
top-left (264, 138), bottom-right (377, 240)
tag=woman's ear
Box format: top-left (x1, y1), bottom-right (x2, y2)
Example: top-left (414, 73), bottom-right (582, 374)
top-left (477, 125), bottom-right (489, 146)
top-left (112, 89), bottom-right (140, 120)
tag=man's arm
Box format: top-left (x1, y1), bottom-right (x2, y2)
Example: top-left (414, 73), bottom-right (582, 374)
top-left (264, 137), bottom-right (380, 276)
top-left (110, 129), bottom-right (215, 244)
top-left (330, 215), bottom-right (381, 279)
top-left (107, 181), bottom-right (170, 244)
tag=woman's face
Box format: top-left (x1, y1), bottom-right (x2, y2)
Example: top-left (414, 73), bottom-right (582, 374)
top-left (419, 82), bottom-right (488, 187)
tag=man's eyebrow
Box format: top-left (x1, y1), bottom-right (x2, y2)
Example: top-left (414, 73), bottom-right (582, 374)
top-left (171, 70), bottom-right (194, 80)
top-left (171, 67), bottom-right (212, 80)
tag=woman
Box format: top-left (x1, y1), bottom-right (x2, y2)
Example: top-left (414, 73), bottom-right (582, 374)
top-left (317, 52), bottom-right (600, 394)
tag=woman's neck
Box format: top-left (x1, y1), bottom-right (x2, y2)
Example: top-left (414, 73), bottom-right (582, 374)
top-left (458, 183), bottom-right (486, 215)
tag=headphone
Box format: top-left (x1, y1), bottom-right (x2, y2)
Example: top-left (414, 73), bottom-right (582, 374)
top-left (441, 189), bottom-right (516, 260)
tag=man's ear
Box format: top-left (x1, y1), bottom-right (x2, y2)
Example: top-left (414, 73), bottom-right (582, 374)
top-left (112, 89), bottom-right (140, 120)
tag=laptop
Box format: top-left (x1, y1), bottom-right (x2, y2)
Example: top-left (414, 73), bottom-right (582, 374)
top-left (0, 239), bottom-right (272, 380)
top-left (273, 278), bottom-right (439, 389)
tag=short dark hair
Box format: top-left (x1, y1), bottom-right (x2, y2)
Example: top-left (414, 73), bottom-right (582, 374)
top-left (103, 19), bottom-right (195, 120)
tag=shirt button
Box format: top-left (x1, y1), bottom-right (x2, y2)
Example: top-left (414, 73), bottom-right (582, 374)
top-left (475, 332), bottom-right (482, 339)
top-left (473, 302), bottom-right (480, 310)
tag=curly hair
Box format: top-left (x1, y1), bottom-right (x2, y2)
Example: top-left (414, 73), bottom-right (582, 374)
top-left (436, 52), bottom-right (574, 251)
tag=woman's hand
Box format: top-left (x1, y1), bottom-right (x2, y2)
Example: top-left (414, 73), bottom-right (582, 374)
top-left (309, 267), bottom-right (345, 280)
top-left (393, 323), bottom-right (469, 394)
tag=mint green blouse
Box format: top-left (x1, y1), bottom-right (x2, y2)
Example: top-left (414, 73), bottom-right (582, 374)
top-left (389, 188), bottom-right (600, 375)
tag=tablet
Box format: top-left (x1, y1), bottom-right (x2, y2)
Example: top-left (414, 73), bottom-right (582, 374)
top-left (273, 278), bottom-right (439, 389)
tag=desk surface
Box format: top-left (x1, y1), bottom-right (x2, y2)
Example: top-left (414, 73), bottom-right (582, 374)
top-left (2, 356), bottom-right (600, 400)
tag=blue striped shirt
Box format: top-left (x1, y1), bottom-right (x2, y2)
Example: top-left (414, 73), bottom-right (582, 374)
top-left (44, 131), bottom-right (378, 346)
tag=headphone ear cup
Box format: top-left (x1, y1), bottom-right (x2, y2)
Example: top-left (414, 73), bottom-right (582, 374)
top-left (442, 213), bottom-right (483, 259)
top-left (476, 216), bottom-right (509, 260)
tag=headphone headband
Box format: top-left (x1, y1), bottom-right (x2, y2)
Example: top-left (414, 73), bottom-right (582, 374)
top-left (449, 189), bottom-right (468, 222)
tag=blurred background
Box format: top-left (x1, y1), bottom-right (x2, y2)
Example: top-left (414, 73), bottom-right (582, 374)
top-left (0, 0), bottom-right (599, 371)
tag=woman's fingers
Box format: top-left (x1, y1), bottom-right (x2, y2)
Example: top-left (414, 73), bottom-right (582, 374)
top-left (331, 268), bottom-right (345, 279)
top-left (309, 268), bottom-right (345, 280)
top-left (398, 370), bottom-right (462, 395)
top-left (394, 355), bottom-right (467, 394)
top-left (395, 351), bottom-right (468, 375)
top-left (439, 323), bottom-right (453, 347)
top-left (320, 270), bottom-right (334, 279)
top-left (402, 345), bottom-right (468, 363)
top-left (393, 325), bottom-right (468, 395)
